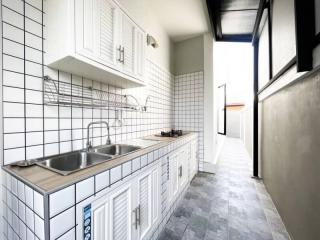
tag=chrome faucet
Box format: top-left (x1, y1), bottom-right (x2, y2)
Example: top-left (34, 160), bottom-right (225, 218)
top-left (86, 121), bottom-right (111, 151)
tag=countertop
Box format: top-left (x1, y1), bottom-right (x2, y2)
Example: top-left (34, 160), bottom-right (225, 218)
top-left (2, 133), bottom-right (196, 195)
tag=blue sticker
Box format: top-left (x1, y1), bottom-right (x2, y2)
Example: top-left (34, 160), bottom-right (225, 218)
top-left (83, 204), bottom-right (92, 240)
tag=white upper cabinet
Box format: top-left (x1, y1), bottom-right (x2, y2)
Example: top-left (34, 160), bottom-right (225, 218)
top-left (45, 0), bottom-right (146, 88)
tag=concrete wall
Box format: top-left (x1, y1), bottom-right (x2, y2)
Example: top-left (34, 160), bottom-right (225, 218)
top-left (173, 35), bottom-right (204, 75)
top-left (261, 69), bottom-right (320, 240)
top-left (259, 0), bottom-right (320, 239)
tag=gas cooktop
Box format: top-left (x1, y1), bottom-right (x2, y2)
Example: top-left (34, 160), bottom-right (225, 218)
top-left (156, 130), bottom-right (184, 138)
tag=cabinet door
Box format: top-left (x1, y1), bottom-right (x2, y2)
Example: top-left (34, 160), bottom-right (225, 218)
top-left (135, 28), bottom-right (145, 80)
top-left (178, 148), bottom-right (188, 188)
top-left (136, 165), bottom-right (160, 240)
top-left (109, 184), bottom-right (132, 240)
top-left (169, 153), bottom-right (179, 202)
top-left (137, 172), bottom-right (152, 239)
top-left (92, 199), bottom-right (109, 240)
top-left (97, 0), bottom-right (118, 67)
top-left (75, 0), bottom-right (98, 59)
top-left (120, 13), bottom-right (136, 75)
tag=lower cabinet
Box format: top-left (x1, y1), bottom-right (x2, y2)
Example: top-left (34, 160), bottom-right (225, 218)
top-left (77, 162), bottom-right (161, 240)
top-left (75, 138), bottom-right (198, 240)
top-left (168, 144), bottom-right (190, 204)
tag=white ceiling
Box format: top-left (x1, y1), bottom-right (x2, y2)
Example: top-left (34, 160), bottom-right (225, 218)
top-left (148, 0), bottom-right (210, 42)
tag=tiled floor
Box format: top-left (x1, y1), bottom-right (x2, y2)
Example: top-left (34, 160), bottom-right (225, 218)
top-left (159, 138), bottom-right (291, 240)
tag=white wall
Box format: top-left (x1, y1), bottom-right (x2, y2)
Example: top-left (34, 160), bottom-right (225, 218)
top-left (227, 110), bottom-right (241, 138)
top-left (116, 0), bottom-right (174, 72)
top-left (203, 33), bottom-right (216, 172)
top-left (240, 106), bottom-right (253, 159)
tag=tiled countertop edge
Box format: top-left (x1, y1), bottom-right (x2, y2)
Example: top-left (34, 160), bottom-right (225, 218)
top-left (2, 133), bottom-right (198, 195)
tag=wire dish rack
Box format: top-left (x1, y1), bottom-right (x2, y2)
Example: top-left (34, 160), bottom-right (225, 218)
top-left (43, 76), bottom-right (139, 111)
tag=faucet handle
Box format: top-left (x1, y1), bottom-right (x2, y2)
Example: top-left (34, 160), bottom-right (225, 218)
top-left (86, 141), bottom-right (92, 151)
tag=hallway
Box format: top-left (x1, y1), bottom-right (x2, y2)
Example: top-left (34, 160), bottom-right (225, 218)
top-left (159, 138), bottom-right (291, 240)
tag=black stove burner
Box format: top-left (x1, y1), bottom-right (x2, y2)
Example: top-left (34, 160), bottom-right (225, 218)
top-left (160, 130), bottom-right (183, 137)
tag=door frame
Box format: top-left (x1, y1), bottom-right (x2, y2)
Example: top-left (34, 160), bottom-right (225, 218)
top-left (217, 84), bottom-right (226, 136)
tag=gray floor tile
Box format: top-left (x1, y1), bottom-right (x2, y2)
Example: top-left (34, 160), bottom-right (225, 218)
top-left (159, 138), bottom-right (291, 240)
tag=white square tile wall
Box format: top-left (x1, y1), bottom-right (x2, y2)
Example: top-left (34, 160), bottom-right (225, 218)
top-left (2, 172), bottom-right (45, 240)
top-left (1, 0), bottom-right (174, 165)
top-left (174, 72), bottom-right (204, 171)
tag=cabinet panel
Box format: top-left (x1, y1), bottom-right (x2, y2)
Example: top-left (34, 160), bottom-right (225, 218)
top-left (138, 174), bottom-right (151, 239)
top-left (93, 203), bottom-right (108, 240)
top-left (97, 0), bottom-right (117, 66)
top-left (135, 29), bottom-right (145, 80)
top-left (110, 186), bottom-right (132, 240)
top-left (121, 14), bottom-right (135, 75)
top-left (169, 153), bottom-right (179, 202)
top-left (75, 0), bottom-right (98, 58)
top-left (178, 147), bottom-right (188, 188)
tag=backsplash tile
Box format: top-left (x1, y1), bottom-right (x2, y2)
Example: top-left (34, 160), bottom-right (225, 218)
top-left (174, 72), bottom-right (204, 171)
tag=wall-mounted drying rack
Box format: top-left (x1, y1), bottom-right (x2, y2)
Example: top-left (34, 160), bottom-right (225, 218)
top-left (43, 76), bottom-right (141, 111)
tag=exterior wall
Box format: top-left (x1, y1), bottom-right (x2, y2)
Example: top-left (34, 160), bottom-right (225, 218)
top-left (240, 106), bottom-right (253, 159)
top-left (226, 110), bottom-right (241, 138)
top-left (261, 69), bottom-right (320, 240)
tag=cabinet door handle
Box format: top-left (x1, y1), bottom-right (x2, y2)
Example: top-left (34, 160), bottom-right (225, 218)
top-left (121, 47), bottom-right (125, 63)
top-left (133, 207), bottom-right (138, 229)
top-left (179, 166), bottom-right (182, 177)
top-left (137, 204), bottom-right (141, 226)
top-left (117, 45), bottom-right (122, 62)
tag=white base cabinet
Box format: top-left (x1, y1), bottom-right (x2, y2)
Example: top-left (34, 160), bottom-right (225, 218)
top-left (75, 137), bottom-right (198, 240)
top-left (77, 163), bottom-right (161, 240)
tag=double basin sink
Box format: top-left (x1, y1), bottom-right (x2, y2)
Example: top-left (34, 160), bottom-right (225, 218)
top-left (36, 144), bottom-right (141, 175)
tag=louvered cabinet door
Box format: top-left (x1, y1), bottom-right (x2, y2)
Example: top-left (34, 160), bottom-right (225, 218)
top-left (120, 13), bottom-right (136, 75)
top-left (75, 0), bottom-right (98, 59)
top-left (109, 184), bottom-right (132, 240)
top-left (137, 173), bottom-right (152, 239)
top-left (135, 28), bottom-right (146, 80)
top-left (151, 166), bottom-right (160, 225)
top-left (97, 0), bottom-right (118, 67)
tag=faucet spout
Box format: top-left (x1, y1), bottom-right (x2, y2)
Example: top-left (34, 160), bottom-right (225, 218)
top-left (86, 121), bottom-right (111, 151)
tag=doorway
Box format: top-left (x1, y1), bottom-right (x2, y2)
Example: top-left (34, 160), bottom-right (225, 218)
top-left (214, 42), bottom-right (254, 162)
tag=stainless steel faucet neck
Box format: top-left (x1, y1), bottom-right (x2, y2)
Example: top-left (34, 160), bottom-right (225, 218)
top-left (86, 121), bottom-right (111, 151)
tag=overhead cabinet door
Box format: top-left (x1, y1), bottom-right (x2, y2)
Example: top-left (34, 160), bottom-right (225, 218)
top-left (119, 13), bottom-right (136, 75)
top-left (97, 0), bottom-right (118, 67)
top-left (75, 0), bottom-right (98, 59)
top-left (135, 28), bottom-right (146, 80)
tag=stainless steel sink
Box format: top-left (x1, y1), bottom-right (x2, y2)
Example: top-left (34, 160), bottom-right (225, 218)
top-left (36, 151), bottom-right (112, 175)
top-left (93, 144), bottom-right (141, 156)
